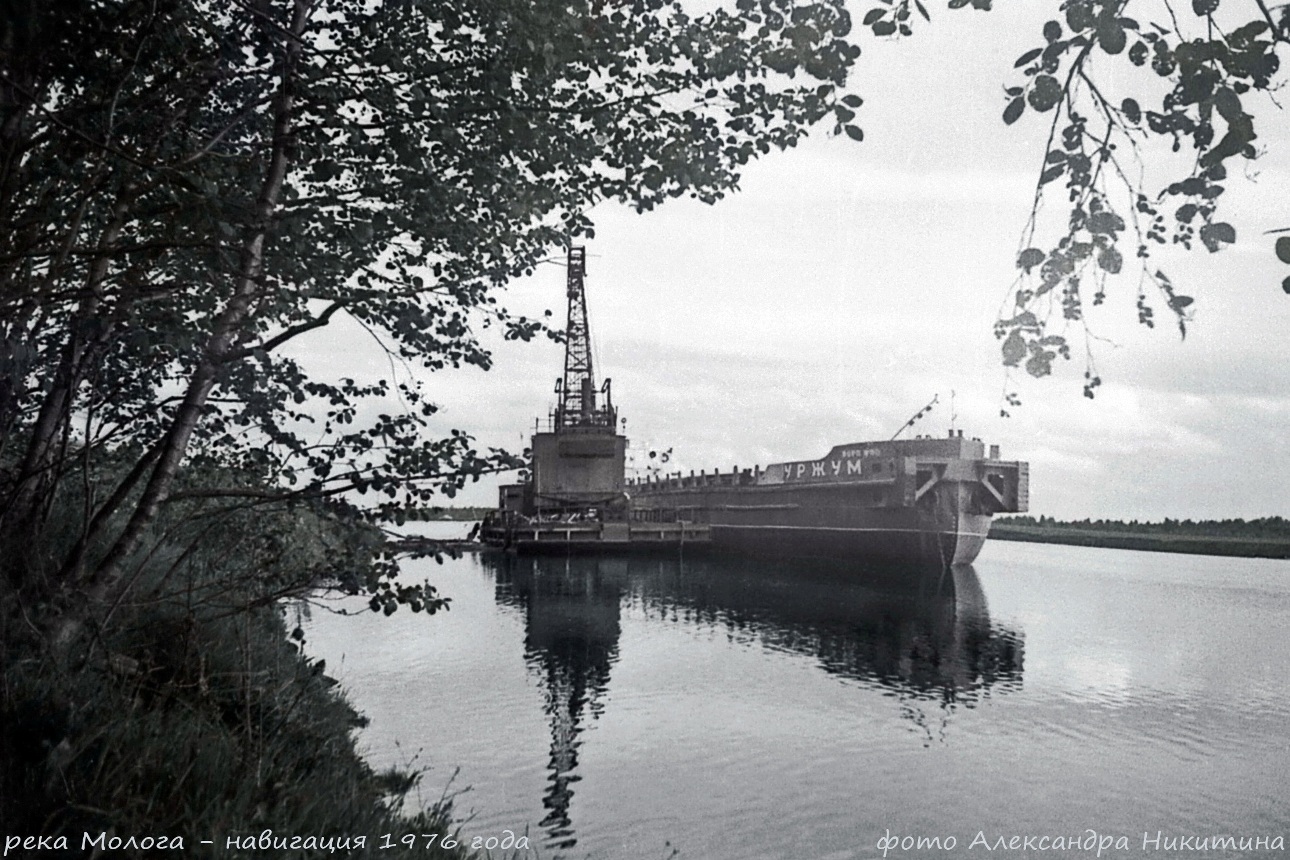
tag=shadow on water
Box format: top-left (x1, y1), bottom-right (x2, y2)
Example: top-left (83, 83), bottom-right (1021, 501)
top-left (479, 552), bottom-right (1024, 852)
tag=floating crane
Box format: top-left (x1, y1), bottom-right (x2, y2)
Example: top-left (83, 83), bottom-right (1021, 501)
top-left (482, 247), bottom-right (709, 549)
top-left (499, 247), bottom-right (627, 517)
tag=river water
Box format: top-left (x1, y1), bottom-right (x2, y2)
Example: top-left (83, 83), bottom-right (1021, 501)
top-left (302, 525), bottom-right (1290, 859)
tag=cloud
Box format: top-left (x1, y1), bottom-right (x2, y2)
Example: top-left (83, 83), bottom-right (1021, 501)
top-left (282, 1), bottom-right (1290, 521)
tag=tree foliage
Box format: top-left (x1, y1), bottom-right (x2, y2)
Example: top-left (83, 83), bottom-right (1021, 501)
top-left (0, 0), bottom-right (866, 645)
top-left (863, 0), bottom-right (1289, 404)
top-left (10, 0), bottom-right (1283, 648)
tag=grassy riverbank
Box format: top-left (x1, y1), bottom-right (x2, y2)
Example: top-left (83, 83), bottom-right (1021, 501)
top-left (990, 517), bottom-right (1290, 560)
top-left (2, 605), bottom-right (472, 859)
top-left (1, 498), bottom-right (474, 859)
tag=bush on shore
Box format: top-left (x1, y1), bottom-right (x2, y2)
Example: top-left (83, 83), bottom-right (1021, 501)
top-left (1, 481), bottom-right (469, 859)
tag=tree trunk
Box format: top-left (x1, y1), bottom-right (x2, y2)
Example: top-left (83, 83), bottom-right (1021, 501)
top-left (62, 0), bottom-right (314, 641)
top-left (1, 184), bottom-right (134, 593)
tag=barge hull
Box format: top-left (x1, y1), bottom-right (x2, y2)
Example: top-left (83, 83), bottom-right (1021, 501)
top-left (490, 434), bottom-right (1027, 567)
top-left (628, 436), bottom-right (1026, 567)
top-left (706, 520), bottom-right (988, 567)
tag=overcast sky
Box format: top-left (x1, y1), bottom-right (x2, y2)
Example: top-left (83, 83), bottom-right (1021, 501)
top-left (298, 2), bottom-right (1290, 522)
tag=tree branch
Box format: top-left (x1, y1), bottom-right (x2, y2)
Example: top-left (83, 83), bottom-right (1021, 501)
top-left (1252, 0), bottom-right (1289, 42)
top-left (79, 0), bottom-right (317, 618)
top-left (220, 300), bottom-right (347, 363)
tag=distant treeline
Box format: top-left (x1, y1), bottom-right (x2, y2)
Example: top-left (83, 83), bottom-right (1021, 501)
top-left (996, 515), bottom-right (1290, 538)
top-left (991, 516), bottom-right (1290, 559)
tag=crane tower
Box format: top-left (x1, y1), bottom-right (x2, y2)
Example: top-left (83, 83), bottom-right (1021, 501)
top-left (506, 247), bottom-right (627, 517)
top-left (555, 247), bottom-right (615, 430)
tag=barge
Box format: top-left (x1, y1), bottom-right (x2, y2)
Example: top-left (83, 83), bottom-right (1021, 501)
top-left (626, 433), bottom-right (1028, 566)
top-left (480, 247), bottom-right (1028, 565)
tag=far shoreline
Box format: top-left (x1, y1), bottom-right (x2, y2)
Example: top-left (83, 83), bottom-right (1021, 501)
top-left (430, 507), bottom-right (1290, 561)
top-left (988, 522), bottom-right (1290, 561)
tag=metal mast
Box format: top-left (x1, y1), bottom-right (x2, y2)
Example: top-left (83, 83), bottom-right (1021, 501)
top-left (555, 247), bottom-right (614, 430)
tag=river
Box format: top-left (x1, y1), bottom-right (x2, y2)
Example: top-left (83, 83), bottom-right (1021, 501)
top-left (301, 525), bottom-right (1290, 859)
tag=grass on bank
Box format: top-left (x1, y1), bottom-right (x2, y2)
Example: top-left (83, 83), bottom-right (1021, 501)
top-left (1, 486), bottom-right (478, 859)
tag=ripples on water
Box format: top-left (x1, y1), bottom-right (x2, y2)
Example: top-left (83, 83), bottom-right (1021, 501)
top-left (303, 534), bottom-right (1290, 859)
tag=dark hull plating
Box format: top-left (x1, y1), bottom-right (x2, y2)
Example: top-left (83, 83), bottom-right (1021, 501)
top-left (490, 435), bottom-right (1028, 567)
top-left (633, 480), bottom-right (989, 566)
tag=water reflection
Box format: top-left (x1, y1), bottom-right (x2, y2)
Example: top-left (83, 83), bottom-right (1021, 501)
top-left (489, 556), bottom-right (624, 850)
top-left (482, 552), bottom-right (1024, 851)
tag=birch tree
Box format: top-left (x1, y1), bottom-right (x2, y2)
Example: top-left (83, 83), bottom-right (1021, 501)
top-left (0, 0), bottom-right (865, 643)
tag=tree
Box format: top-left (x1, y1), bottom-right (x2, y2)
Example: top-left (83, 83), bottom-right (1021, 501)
top-left (860, 0), bottom-right (1289, 402)
top-left (0, 0), bottom-right (866, 646)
